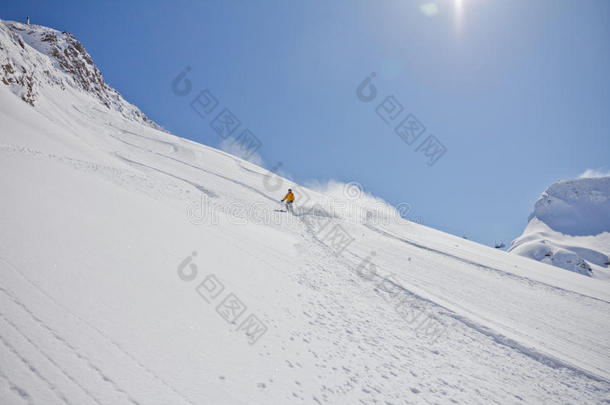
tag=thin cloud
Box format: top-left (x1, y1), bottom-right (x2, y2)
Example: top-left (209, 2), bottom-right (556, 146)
top-left (579, 168), bottom-right (610, 179)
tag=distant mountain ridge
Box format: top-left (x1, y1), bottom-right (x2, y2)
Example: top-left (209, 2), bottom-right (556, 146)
top-left (509, 176), bottom-right (610, 278)
top-left (0, 19), bottom-right (162, 130)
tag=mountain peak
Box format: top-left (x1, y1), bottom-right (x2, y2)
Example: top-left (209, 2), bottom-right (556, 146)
top-left (529, 176), bottom-right (610, 236)
top-left (0, 19), bottom-right (163, 130)
top-left (510, 176), bottom-right (610, 278)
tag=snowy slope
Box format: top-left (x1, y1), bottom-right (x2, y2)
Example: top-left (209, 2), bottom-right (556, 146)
top-left (509, 177), bottom-right (610, 279)
top-left (1, 19), bottom-right (610, 404)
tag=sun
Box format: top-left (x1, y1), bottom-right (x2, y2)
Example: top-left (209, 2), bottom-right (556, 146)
top-left (454, 0), bottom-right (465, 33)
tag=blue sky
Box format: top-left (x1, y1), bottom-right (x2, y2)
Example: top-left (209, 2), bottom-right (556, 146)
top-left (3, 1), bottom-right (609, 247)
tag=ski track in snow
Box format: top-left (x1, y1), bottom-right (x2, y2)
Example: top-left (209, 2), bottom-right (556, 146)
top-left (114, 153), bottom-right (218, 199)
top-left (359, 224), bottom-right (610, 380)
top-left (0, 330), bottom-right (73, 405)
top-left (0, 257), bottom-right (200, 405)
top-left (364, 222), bottom-right (610, 305)
top-left (0, 363), bottom-right (34, 405)
top-left (0, 311), bottom-right (106, 405)
top-left (342, 247), bottom-right (610, 384)
top-left (0, 286), bottom-right (139, 405)
top-left (107, 123), bottom-right (281, 203)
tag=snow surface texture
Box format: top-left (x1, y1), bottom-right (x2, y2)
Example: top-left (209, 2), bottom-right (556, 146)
top-left (509, 177), bottom-right (610, 279)
top-left (1, 19), bottom-right (610, 404)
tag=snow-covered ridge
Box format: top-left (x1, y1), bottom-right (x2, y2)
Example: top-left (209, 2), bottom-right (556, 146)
top-left (0, 19), bottom-right (162, 130)
top-left (509, 177), bottom-right (610, 278)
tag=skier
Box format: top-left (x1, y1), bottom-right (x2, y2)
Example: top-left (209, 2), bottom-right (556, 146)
top-left (281, 188), bottom-right (295, 212)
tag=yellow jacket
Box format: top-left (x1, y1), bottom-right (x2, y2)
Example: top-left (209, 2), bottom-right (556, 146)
top-left (282, 191), bottom-right (295, 202)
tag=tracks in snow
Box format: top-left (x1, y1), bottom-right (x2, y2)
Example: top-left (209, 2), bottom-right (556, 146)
top-left (364, 222), bottom-right (610, 305)
top-left (0, 256), bottom-right (199, 405)
top-left (362, 222), bottom-right (610, 383)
